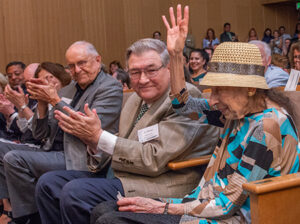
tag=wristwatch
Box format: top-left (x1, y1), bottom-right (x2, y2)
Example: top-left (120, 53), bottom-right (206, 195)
top-left (19, 104), bottom-right (27, 113)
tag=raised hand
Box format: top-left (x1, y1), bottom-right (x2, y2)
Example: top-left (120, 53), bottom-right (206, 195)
top-left (162, 4), bottom-right (189, 55)
top-left (26, 78), bottom-right (60, 106)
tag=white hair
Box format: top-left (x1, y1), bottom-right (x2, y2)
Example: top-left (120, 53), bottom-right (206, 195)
top-left (67, 40), bottom-right (99, 56)
top-left (249, 40), bottom-right (271, 60)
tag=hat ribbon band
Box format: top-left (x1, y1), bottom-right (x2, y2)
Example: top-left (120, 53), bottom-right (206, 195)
top-left (208, 62), bottom-right (265, 76)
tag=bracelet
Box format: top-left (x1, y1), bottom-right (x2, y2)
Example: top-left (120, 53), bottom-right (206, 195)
top-left (163, 202), bottom-right (169, 214)
top-left (19, 104), bottom-right (27, 113)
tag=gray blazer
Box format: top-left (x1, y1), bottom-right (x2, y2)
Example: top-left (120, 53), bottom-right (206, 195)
top-left (32, 71), bottom-right (123, 171)
top-left (90, 83), bottom-right (219, 198)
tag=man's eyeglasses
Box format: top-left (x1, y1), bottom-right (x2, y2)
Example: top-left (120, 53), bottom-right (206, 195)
top-left (67, 60), bottom-right (88, 71)
top-left (128, 64), bottom-right (164, 80)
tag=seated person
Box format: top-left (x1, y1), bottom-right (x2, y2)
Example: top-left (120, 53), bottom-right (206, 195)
top-left (1, 41), bottom-right (123, 224)
top-left (220, 22), bottom-right (236, 43)
top-left (202, 28), bottom-right (219, 49)
top-left (289, 41), bottom-right (300, 71)
top-left (113, 69), bottom-right (131, 90)
top-left (0, 61), bottom-right (28, 141)
top-left (109, 60), bottom-right (123, 75)
top-left (188, 49), bottom-right (209, 86)
top-left (0, 62), bottom-right (71, 224)
top-left (35, 38), bottom-right (219, 224)
top-left (91, 5), bottom-right (300, 224)
top-left (3, 63), bottom-right (40, 144)
top-left (250, 40), bottom-right (289, 88)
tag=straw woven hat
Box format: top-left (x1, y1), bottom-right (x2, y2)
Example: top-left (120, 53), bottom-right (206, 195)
top-left (200, 42), bottom-right (269, 89)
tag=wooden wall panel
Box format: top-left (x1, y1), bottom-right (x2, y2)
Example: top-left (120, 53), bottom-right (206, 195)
top-left (0, 0), bottom-right (297, 73)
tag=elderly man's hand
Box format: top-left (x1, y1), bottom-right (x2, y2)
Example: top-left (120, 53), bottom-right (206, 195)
top-left (54, 104), bottom-right (102, 151)
top-left (26, 78), bottom-right (60, 106)
top-left (0, 94), bottom-right (15, 118)
top-left (162, 4), bottom-right (189, 55)
top-left (4, 85), bottom-right (28, 110)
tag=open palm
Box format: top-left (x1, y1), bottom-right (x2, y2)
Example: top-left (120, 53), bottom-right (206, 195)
top-left (162, 5), bottom-right (189, 55)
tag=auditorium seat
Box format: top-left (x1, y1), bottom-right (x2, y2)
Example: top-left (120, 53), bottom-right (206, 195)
top-left (243, 173), bottom-right (300, 224)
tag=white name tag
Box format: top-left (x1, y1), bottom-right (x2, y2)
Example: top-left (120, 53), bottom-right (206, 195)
top-left (61, 97), bottom-right (72, 105)
top-left (138, 124), bottom-right (159, 143)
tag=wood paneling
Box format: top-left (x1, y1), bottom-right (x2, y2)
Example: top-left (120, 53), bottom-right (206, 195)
top-left (0, 0), bottom-right (297, 72)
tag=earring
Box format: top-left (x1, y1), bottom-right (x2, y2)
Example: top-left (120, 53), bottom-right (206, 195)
top-left (248, 92), bottom-right (255, 97)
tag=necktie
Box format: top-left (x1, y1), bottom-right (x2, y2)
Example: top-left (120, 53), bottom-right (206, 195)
top-left (134, 104), bottom-right (148, 125)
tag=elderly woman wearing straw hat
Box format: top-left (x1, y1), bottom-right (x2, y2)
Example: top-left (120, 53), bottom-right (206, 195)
top-left (91, 5), bottom-right (300, 224)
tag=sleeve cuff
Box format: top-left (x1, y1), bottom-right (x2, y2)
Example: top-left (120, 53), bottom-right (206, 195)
top-left (87, 130), bottom-right (117, 156)
top-left (169, 88), bottom-right (189, 109)
top-left (7, 112), bottom-right (18, 129)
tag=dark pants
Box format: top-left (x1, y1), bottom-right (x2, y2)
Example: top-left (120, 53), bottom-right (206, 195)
top-left (91, 201), bottom-right (181, 224)
top-left (35, 170), bottom-right (124, 224)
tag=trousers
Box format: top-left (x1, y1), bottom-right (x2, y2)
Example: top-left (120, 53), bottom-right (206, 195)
top-left (3, 147), bottom-right (65, 218)
top-left (35, 170), bottom-right (124, 224)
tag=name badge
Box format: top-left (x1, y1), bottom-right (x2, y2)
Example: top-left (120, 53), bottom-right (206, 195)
top-left (138, 124), bottom-right (159, 143)
top-left (61, 97), bottom-right (72, 105)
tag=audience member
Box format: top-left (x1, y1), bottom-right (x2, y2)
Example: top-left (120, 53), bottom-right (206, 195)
top-left (282, 38), bottom-right (291, 56)
top-left (0, 62), bottom-right (38, 143)
top-left (1, 41), bottom-right (123, 223)
top-left (0, 62), bottom-right (70, 224)
top-left (183, 34), bottom-right (195, 59)
top-left (270, 30), bottom-right (283, 54)
top-left (246, 27), bottom-right (258, 42)
top-left (279, 25), bottom-right (291, 42)
top-left (202, 28), bottom-right (219, 49)
top-left (0, 73), bottom-right (8, 93)
top-left (271, 54), bottom-right (289, 73)
top-left (4, 63), bottom-right (40, 141)
top-left (91, 6), bottom-right (300, 223)
top-left (114, 69), bottom-right (131, 90)
top-left (289, 41), bottom-right (300, 71)
top-left (204, 47), bottom-right (213, 61)
top-left (5, 61), bottom-right (25, 89)
top-left (250, 40), bottom-right (289, 88)
top-left (220, 22), bottom-right (236, 43)
top-left (188, 49), bottom-right (209, 86)
top-left (109, 60), bottom-right (123, 75)
top-left (293, 22), bottom-right (300, 38)
top-left (152, 31), bottom-right (162, 40)
top-left (35, 38), bottom-right (219, 224)
top-left (262, 28), bottom-right (273, 44)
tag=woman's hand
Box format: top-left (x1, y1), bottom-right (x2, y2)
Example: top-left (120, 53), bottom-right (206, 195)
top-left (117, 197), bottom-right (165, 214)
top-left (162, 4), bottom-right (189, 55)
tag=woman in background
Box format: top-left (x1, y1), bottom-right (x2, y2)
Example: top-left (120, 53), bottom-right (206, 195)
top-left (270, 30), bottom-right (283, 54)
top-left (202, 28), bottom-right (219, 49)
top-left (109, 60), bottom-right (123, 75)
top-left (188, 49), bottom-right (209, 86)
top-left (262, 28), bottom-right (273, 44)
top-left (247, 27), bottom-right (258, 42)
